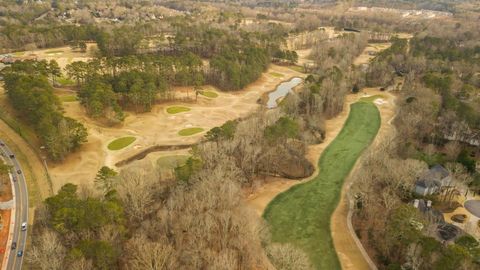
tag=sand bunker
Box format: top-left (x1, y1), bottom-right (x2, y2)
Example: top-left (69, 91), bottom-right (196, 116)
top-left (374, 98), bottom-right (387, 105)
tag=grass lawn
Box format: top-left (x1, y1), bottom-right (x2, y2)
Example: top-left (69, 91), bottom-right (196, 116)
top-left (59, 95), bottom-right (78, 102)
top-left (199, 90), bottom-right (219, 98)
top-left (166, 106), bottom-right (191, 114)
top-left (45, 50), bottom-right (64, 54)
top-left (263, 101), bottom-right (381, 270)
top-left (269, 72), bottom-right (284, 78)
top-left (178, 128), bottom-right (204, 136)
top-left (57, 76), bottom-right (75, 87)
top-left (288, 65), bottom-right (305, 73)
top-left (107, 136), bottom-right (136, 150)
top-left (157, 155), bottom-right (189, 170)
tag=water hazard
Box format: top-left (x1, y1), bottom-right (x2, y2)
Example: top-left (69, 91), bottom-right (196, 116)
top-left (267, 77), bottom-right (303, 108)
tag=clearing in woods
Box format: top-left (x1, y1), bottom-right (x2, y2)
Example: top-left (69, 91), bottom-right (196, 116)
top-left (59, 95), bottom-right (78, 102)
top-left (263, 101), bottom-right (381, 270)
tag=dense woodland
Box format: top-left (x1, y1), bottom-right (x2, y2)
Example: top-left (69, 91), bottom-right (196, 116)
top-left (60, 19), bottom-right (291, 122)
top-left (70, 52), bottom-right (204, 121)
top-left (1, 60), bottom-right (87, 161)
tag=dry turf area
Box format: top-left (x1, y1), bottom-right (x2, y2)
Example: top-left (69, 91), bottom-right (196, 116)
top-left (12, 44), bottom-right (95, 70)
top-left (353, 43), bottom-right (392, 66)
top-left (49, 64), bottom-right (305, 191)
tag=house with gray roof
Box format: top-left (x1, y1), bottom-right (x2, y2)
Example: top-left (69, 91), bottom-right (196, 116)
top-left (414, 164), bottom-right (452, 196)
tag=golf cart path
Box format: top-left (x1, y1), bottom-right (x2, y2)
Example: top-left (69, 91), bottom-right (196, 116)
top-left (246, 89), bottom-right (396, 270)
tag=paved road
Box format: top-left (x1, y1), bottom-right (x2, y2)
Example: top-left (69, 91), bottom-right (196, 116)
top-left (0, 140), bottom-right (28, 270)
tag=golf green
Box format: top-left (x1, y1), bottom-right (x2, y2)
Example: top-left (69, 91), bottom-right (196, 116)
top-left (107, 136), bottom-right (136, 150)
top-left (167, 106), bottom-right (191, 114)
top-left (263, 101), bottom-right (381, 269)
top-left (178, 127), bottom-right (204, 136)
top-left (199, 90), bottom-right (219, 98)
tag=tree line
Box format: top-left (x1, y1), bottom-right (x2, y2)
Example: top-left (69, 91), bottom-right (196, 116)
top-left (65, 22), bottom-right (293, 120)
top-left (66, 51), bottom-right (204, 122)
top-left (2, 60), bottom-right (87, 161)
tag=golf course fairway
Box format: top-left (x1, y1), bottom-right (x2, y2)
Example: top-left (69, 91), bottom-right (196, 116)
top-left (263, 101), bottom-right (381, 269)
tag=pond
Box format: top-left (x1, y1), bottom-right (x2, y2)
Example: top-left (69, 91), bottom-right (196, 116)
top-left (267, 77), bottom-right (303, 109)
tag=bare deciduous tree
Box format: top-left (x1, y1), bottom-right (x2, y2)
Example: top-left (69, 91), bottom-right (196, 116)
top-left (265, 243), bottom-right (312, 270)
top-left (124, 234), bottom-right (174, 270)
top-left (26, 230), bottom-right (66, 270)
top-left (117, 164), bottom-right (159, 222)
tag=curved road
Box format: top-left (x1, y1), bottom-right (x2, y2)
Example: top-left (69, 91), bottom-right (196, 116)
top-left (0, 140), bottom-right (28, 270)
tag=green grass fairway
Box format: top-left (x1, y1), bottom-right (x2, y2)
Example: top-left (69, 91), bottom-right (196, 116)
top-left (263, 101), bottom-right (381, 270)
top-left (107, 136), bottom-right (136, 150)
top-left (59, 95), bottom-right (78, 102)
top-left (269, 72), bottom-right (284, 78)
top-left (157, 155), bottom-right (189, 170)
top-left (199, 90), bottom-right (219, 98)
top-left (178, 128), bottom-right (204, 136)
top-left (167, 106), bottom-right (191, 114)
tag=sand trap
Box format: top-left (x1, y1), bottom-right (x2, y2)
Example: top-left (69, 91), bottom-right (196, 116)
top-left (374, 98), bottom-right (387, 105)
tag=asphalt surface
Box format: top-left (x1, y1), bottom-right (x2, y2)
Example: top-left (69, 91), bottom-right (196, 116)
top-left (0, 140), bottom-right (28, 270)
top-left (465, 200), bottom-right (480, 218)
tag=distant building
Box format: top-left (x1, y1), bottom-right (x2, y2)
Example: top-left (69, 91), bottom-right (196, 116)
top-left (414, 165), bottom-right (452, 196)
top-left (0, 55), bottom-right (14, 64)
